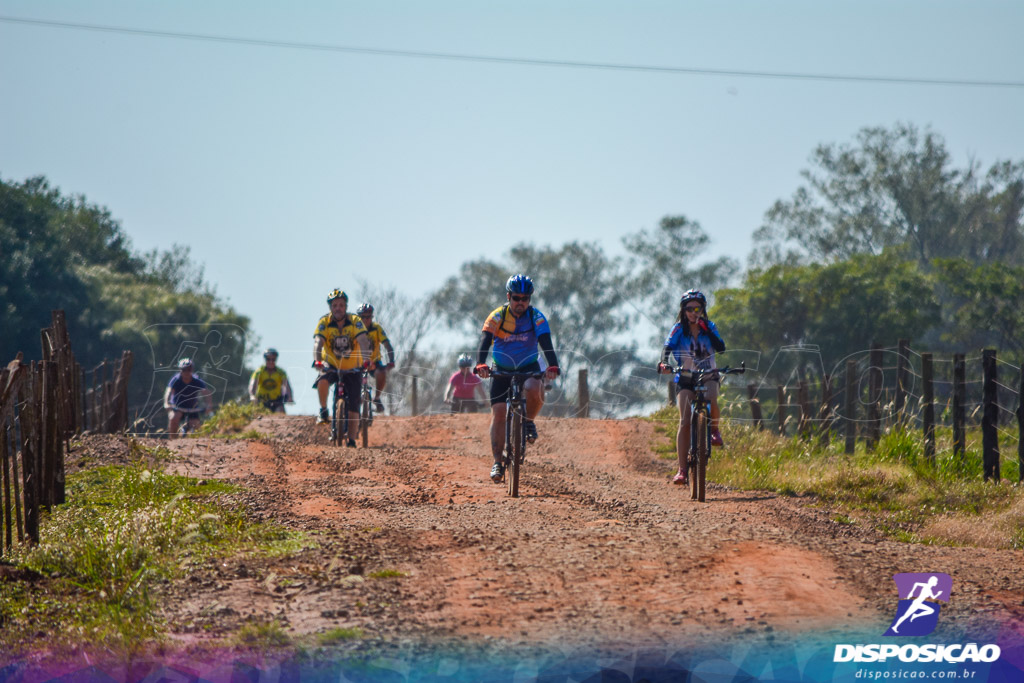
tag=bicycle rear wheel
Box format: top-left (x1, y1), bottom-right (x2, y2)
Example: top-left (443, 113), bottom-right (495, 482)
top-left (696, 412), bottom-right (709, 502)
top-left (360, 387), bottom-right (370, 448)
top-left (508, 409), bottom-right (522, 497)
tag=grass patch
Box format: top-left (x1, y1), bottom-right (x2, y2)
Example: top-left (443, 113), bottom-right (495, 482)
top-left (0, 440), bottom-right (305, 657)
top-left (647, 409), bottom-right (1024, 548)
top-left (234, 619), bottom-right (292, 649)
top-left (195, 400), bottom-right (267, 437)
top-left (366, 569), bottom-right (405, 579)
top-left (317, 627), bottom-right (364, 645)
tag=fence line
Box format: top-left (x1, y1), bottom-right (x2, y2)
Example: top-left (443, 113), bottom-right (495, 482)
top-left (719, 340), bottom-right (1023, 483)
top-left (0, 310), bottom-right (133, 556)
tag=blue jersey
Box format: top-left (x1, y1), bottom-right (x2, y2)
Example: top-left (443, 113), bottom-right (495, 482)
top-left (167, 373), bottom-right (208, 411)
top-left (663, 321), bottom-right (725, 372)
top-left (482, 305), bottom-right (551, 371)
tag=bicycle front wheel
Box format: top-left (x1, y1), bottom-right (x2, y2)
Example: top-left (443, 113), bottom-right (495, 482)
top-left (332, 396), bottom-right (346, 447)
top-left (696, 412), bottom-right (709, 502)
top-left (361, 389), bottom-right (370, 448)
top-left (508, 409), bottom-right (522, 497)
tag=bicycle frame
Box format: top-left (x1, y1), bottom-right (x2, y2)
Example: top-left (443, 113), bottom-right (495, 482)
top-left (359, 366), bottom-right (373, 448)
top-left (670, 362), bottom-right (745, 501)
top-left (176, 409), bottom-right (202, 436)
top-left (330, 368), bottom-right (361, 446)
top-left (490, 368), bottom-right (544, 497)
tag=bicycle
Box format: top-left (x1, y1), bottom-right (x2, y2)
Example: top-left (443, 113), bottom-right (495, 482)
top-left (359, 365), bottom-right (374, 448)
top-left (487, 367), bottom-right (544, 498)
top-left (255, 397), bottom-right (286, 414)
top-left (668, 362), bottom-right (745, 502)
top-left (175, 409), bottom-right (203, 436)
top-left (330, 368), bottom-right (363, 447)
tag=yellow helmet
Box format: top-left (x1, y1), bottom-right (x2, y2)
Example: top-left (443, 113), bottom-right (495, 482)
top-left (327, 288), bottom-right (348, 304)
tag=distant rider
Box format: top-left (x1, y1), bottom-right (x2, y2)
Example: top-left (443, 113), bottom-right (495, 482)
top-left (164, 358), bottom-right (212, 438)
top-left (312, 289), bottom-right (371, 447)
top-left (475, 274), bottom-right (560, 483)
top-left (248, 347), bottom-right (293, 413)
top-left (356, 303), bottom-right (396, 413)
top-left (444, 353), bottom-right (488, 413)
top-left (657, 289), bottom-right (726, 485)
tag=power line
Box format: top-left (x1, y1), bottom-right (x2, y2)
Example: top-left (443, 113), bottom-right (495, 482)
top-left (3, 14), bottom-right (1024, 89)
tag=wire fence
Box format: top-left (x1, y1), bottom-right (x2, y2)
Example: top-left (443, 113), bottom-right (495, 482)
top-left (725, 340), bottom-right (1021, 483)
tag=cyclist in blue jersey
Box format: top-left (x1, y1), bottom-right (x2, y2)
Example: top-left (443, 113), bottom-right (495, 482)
top-left (475, 274), bottom-right (560, 483)
top-left (657, 289), bottom-right (726, 485)
top-left (164, 358), bottom-right (212, 438)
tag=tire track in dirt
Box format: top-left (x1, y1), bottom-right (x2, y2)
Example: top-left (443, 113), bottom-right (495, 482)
top-left (157, 413), bottom-right (1024, 649)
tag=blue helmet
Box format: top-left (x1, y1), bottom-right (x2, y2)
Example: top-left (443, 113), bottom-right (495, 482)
top-left (680, 289), bottom-right (707, 309)
top-left (506, 274), bottom-right (534, 295)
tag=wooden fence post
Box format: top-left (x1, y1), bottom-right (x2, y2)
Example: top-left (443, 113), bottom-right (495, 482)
top-left (22, 363), bottom-right (39, 545)
top-left (797, 380), bottom-right (811, 439)
top-left (1, 423), bottom-right (10, 552)
top-left (747, 384), bottom-right (763, 430)
top-left (411, 376), bottom-right (418, 416)
top-left (819, 374), bottom-right (833, 448)
top-left (922, 353), bottom-right (935, 463)
top-left (982, 349), bottom-right (1000, 482)
top-left (1017, 364), bottom-right (1024, 484)
top-left (953, 353), bottom-right (966, 465)
top-left (845, 359), bottom-right (857, 454)
top-left (776, 386), bottom-right (787, 437)
top-left (577, 368), bottom-right (590, 418)
top-left (895, 339), bottom-right (910, 420)
top-left (866, 343), bottom-right (882, 451)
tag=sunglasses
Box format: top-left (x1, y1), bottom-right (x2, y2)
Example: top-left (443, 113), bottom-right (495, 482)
top-left (684, 306), bottom-right (703, 313)
top-left (510, 295), bottom-right (531, 302)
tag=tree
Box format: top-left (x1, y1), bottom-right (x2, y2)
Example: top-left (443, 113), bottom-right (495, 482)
top-left (0, 175), bottom-right (256, 422)
top-left (751, 123), bottom-right (1024, 269)
top-left (714, 251), bottom-right (939, 382)
top-left (933, 259), bottom-right (1024, 357)
top-left (623, 215), bottom-right (740, 325)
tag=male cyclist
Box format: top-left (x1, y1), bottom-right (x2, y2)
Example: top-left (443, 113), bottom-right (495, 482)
top-left (355, 303), bottom-right (396, 413)
top-left (444, 353), bottom-right (488, 413)
top-left (164, 358), bottom-right (212, 438)
top-left (475, 274), bottom-right (560, 483)
top-left (313, 289), bottom-right (371, 447)
top-left (248, 348), bottom-right (293, 413)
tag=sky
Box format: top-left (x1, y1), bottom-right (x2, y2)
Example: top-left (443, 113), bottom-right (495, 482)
top-left (2, 1), bottom-right (1023, 415)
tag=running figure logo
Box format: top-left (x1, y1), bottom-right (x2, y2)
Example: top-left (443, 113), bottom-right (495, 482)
top-left (883, 573), bottom-right (952, 637)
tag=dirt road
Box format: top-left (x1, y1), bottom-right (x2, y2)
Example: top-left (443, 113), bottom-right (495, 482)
top-left (157, 413), bottom-right (1024, 654)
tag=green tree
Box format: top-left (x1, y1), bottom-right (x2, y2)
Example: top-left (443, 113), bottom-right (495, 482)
top-left (752, 123), bottom-right (1024, 268)
top-left (933, 259), bottom-right (1024, 357)
top-left (0, 175), bottom-right (255, 422)
top-left (623, 215), bottom-right (740, 324)
top-left (714, 251), bottom-right (939, 381)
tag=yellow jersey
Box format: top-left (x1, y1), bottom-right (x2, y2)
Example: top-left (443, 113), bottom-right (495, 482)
top-left (314, 313), bottom-right (367, 370)
top-left (250, 366), bottom-right (289, 400)
top-left (364, 322), bottom-right (391, 364)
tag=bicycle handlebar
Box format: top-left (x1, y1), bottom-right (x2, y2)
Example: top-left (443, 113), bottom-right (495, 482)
top-left (667, 361), bottom-right (746, 382)
top-left (487, 367), bottom-right (546, 380)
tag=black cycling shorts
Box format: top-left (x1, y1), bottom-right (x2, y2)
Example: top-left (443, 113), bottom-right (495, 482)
top-left (489, 362), bottom-right (542, 406)
top-left (314, 370), bottom-right (361, 413)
